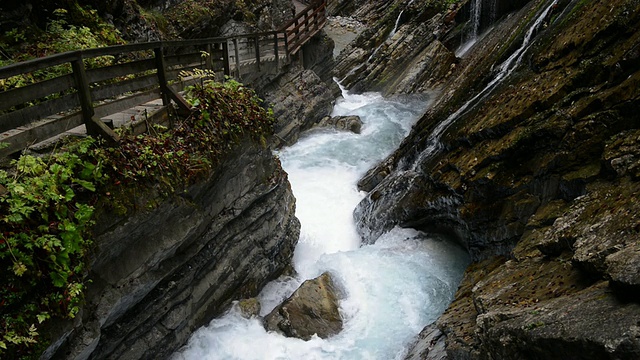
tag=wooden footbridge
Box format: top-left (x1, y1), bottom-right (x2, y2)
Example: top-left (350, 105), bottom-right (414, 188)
top-left (0, 0), bottom-right (328, 157)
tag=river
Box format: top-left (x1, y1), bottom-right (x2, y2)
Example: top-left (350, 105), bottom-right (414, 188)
top-left (172, 85), bottom-right (470, 360)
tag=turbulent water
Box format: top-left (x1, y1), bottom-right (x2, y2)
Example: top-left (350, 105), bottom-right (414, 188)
top-left (172, 87), bottom-right (470, 360)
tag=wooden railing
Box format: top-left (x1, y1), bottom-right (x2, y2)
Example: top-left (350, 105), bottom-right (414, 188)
top-left (0, 0), bottom-right (327, 157)
top-left (283, 0), bottom-right (328, 55)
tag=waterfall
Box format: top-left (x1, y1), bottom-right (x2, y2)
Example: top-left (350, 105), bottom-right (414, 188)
top-left (456, 0), bottom-right (483, 56)
top-left (469, 0), bottom-right (482, 40)
top-left (390, 0), bottom-right (416, 37)
top-left (409, 0), bottom-right (558, 171)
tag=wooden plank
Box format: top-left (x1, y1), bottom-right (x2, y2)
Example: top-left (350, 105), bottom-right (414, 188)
top-left (165, 52), bottom-right (204, 68)
top-left (93, 89), bottom-right (162, 119)
top-left (87, 58), bottom-right (156, 83)
top-left (80, 42), bottom-right (160, 59)
top-left (91, 73), bottom-right (160, 102)
top-left (0, 51), bottom-right (79, 79)
top-left (0, 93), bottom-right (80, 133)
top-left (0, 74), bottom-right (75, 112)
top-left (0, 112), bottom-right (84, 158)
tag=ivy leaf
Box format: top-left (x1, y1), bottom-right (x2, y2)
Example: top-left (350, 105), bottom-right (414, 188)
top-left (50, 271), bottom-right (68, 288)
top-left (73, 179), bottom-right (95, 192)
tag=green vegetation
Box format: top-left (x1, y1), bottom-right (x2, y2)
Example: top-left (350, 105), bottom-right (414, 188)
top-left (0, 6), bottom-right (124, 91)
top-left (0, 138), bottom-right (104, 358)
top-left (0, 79), bottom-right (274, 359)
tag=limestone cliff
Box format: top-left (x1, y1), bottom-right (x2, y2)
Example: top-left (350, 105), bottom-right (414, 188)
top-left (44, 141), bottom-right (300, 359)
top-left (340, 0), bottom-right (640, 358)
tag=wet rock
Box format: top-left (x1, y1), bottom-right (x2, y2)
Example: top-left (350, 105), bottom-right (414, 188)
top-left (604, 129), bottom-right (640, 179)
top-left (237, 298), bottom-right (261, 319)
top-left (606, 243), bottom-right (640, 298)
top-left (476, 281), bottom-right (640, 359)
top-left (333, 0), bottom-right (456, 95)
top-left (263, 68), bottom-right (336, 147)
top-left (404, 323), bottom-right (447, 360)
top-left (317, 115), bottom-right (362, 133)
top-left (264, 272), bottom-right (343, 340)
top-left (302, 30), bottom-right (341, 86)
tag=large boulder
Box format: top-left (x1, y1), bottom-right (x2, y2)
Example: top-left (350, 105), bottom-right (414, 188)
top-left (264, 272), bottom-right (343, 340)
top-left (316, 115), bottom-right (363, 133)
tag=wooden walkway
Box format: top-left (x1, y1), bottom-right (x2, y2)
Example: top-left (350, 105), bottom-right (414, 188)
top-left (0, 0), bottom-right (328, 157)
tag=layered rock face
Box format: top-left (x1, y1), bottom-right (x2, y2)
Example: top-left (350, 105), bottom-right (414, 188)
top-left (344, 0), bottom-right (640, 358)
top-left (263, 66), bottom-right (338, 146)
top-left (46, 142), bottom-right (300, 359)
top-left (333, 0), bottom-right (458, 95)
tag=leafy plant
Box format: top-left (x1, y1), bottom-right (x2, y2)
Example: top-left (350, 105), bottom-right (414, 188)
top-left (0, 138), bottom-right (106, 358)
top-left (103, 79), bottom-right (274, 195)
top-left (0, 6), bottom-right (124, 92)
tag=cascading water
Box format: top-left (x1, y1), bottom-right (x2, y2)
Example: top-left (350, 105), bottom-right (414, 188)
top-left (409, 0), bottom-right (558, 171)
top-left (171, 86), bottom-right (470, 359)
top-left (456, 0), bottom-right (483, 56)
top-left (390, 0), bottom-right (416, 37)
top-left (456, 0), bottom-right (500, 57)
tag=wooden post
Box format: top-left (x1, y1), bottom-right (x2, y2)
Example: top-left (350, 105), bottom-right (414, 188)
top-left (154, 46), bottom-right (169, 106)
top-left (71, 55), bottom-right (119, 143)
top-left (284, 31), bottom-right (290, 61)
top-left (222, 41), bottom-right (231, 77)
top-left (273, 33), bottom-right (280, 69)
top-left (254, 36), bottom-right (261, 72)
top-left (155, 46), bottom-right (190, 116)
top-left (233, 38), bottom-right (241, 78)
top-left (205, 43), bottom-right (214, 70)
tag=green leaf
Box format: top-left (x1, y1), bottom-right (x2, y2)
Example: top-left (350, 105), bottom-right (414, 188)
top-left (50, 271), bottom-right (68, 287)
top-left (36, 313), bottom-right (50, 324)
top-left (73, 179), bottom-right (96, 192)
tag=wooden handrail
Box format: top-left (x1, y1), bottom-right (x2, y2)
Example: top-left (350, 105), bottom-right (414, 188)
top-left (0, 0), bottom-right (327, 157)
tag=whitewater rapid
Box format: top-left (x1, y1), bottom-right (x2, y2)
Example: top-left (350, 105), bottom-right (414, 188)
top-left (172, 88), bottom-right (469, 360)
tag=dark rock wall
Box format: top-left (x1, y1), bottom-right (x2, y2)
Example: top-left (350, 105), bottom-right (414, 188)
top-left (46, 141), bottom-right (300, 359)
top-left (343, 0), bottom-right (640, 358)
top-left (333, 0), bottom-right (460, 95)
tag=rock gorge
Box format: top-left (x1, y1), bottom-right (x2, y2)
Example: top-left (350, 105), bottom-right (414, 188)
top-left (24, 0), bottom-right (639, 358)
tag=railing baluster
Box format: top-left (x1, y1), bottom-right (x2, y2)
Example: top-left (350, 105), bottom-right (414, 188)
top-left (254, 36), bottom-right (261, 72)
top-left (205, 43), bottom-right (214, 70)
top-left (233, 38), bottom-right (241, 78)
top-left (71, 55), bottom-right (119, 142)
top-left (274, 33), bottom-right (280, 69)
top-left (222, 41), bottom-right (231, 77)
top-left (154, 46), bottom-right (169, 106)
